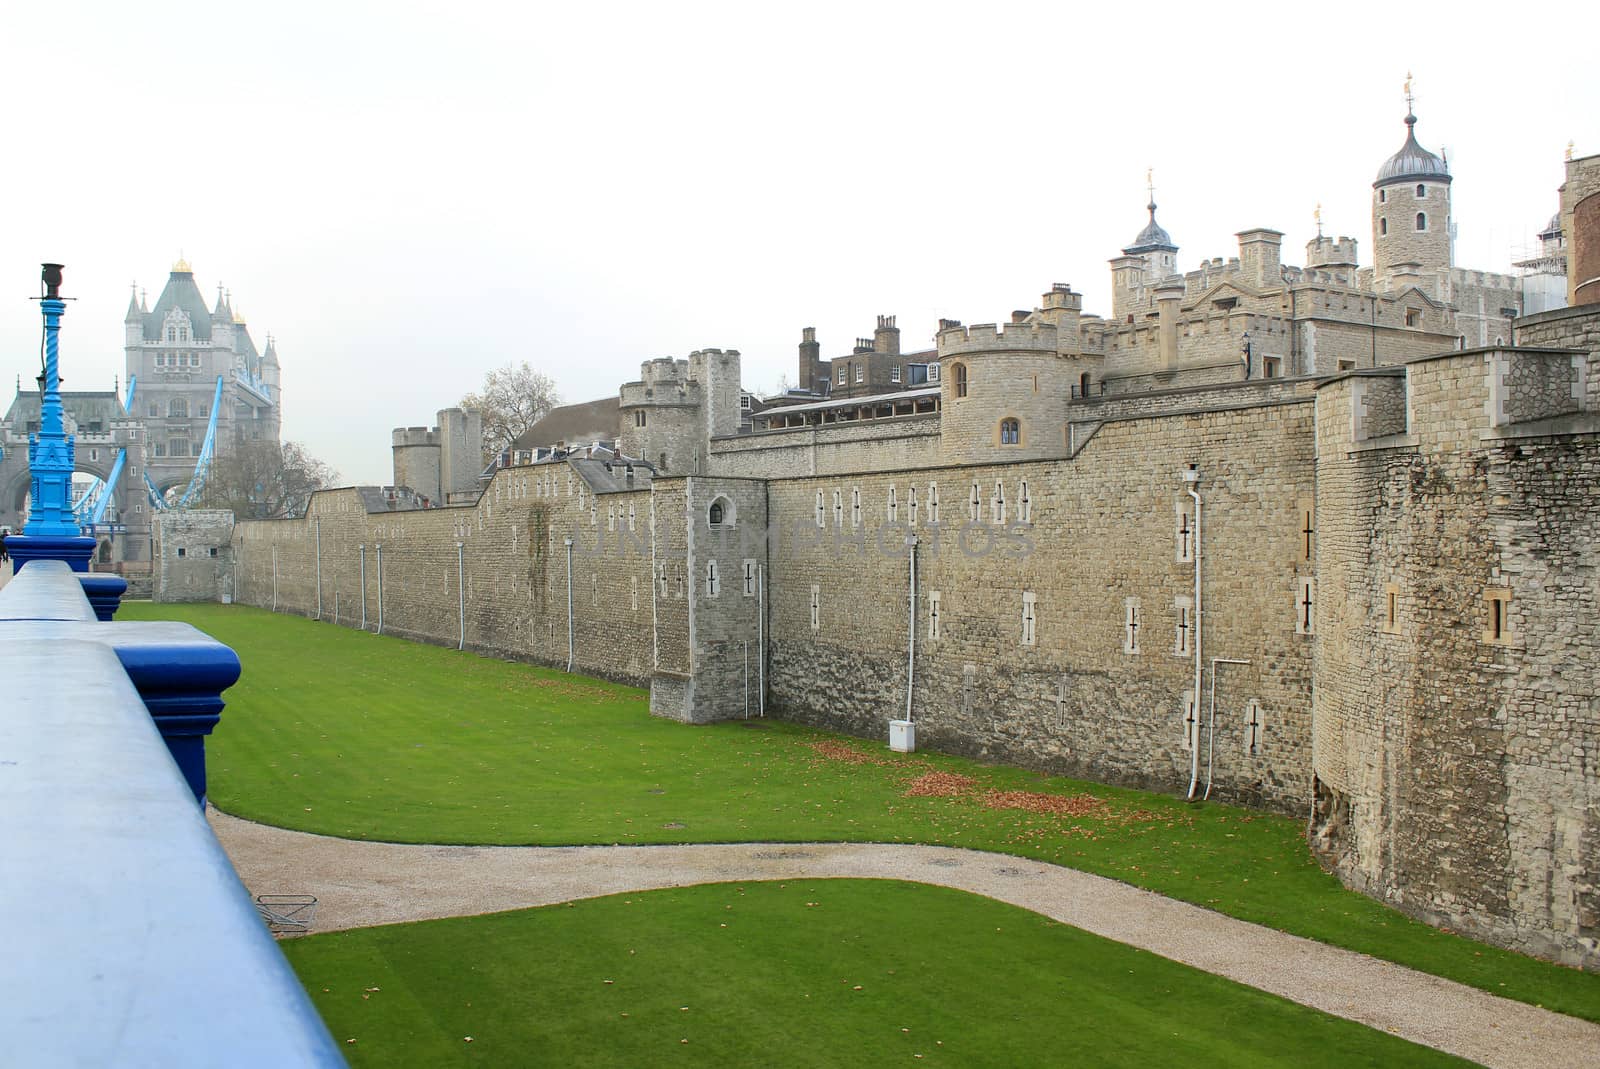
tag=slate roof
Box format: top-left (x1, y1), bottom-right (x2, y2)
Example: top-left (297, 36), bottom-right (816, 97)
top-left (143, 268), bottom-right (216, 342)
top-left (1375, 112), bottom-right (1451, 188)
top-left (512, 396), bottom-right (619, 452)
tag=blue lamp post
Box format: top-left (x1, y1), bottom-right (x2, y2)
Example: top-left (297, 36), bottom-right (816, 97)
top-left (6, 264), bottom-right (98, 572)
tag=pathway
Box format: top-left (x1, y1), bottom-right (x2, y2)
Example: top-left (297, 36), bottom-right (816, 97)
top-left (211, 810), bottom-right (1600, 1069)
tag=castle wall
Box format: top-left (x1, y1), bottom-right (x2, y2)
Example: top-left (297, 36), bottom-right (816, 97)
top-left (764, 398), bottom-right (1318, 811)
top-left (1518, 305), bottom-right (1600, 410)
top-left (231, 466), bottom-right (656, 687)
top-left (153, 510), bottom-right (234, 603)
top-left (1313, 344), bottom-right (1600, 969)
top-left (708, 417), bottom-right (941, 478)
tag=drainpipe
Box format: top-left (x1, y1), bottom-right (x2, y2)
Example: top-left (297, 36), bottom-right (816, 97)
top-left (456, 541), bottom-right (465, 651)
top-left (314, 516), bottom-right (322, 620)
top-left (757, 563), bottom-right (766, 716)
top-left (358, 543), bottom-right (367, 630)
top-left (1183, 466), bottom-right (1204, 801)
top-left (1206, 657), bottom-right (1252, 800)
top-left (564, 538), bottom-right (574, 673)
top-left (271, 544), bottom-right (278, 613)
top-left (906, 535), bottom-right (918, 722)
top-left (375, 543), bottom-right (384, 635)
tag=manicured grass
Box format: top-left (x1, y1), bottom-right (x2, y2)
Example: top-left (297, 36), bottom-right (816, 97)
top-left (281, 879), bottom-right (1476, 1068)
top-left (128, 603), bottom-right (1600, 1022)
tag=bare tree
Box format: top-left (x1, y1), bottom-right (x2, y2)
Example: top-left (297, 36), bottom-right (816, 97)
top-left (460, 362), bottom-right (561, 463)
top-left (197, 440), bottom-right (338, 519)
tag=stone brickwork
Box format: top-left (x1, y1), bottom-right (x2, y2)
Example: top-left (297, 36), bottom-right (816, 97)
top-left (708, 417), bottom-right (941, 478)
top-left (1313, 335), bottom-right (1600, 969)
top-left (153, 509), bottom-right (234, 603)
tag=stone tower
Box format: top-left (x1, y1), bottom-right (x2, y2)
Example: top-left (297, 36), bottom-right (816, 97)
top-left (1372, 96), bottom-right (1452, 291)
top-left (1112, 184), bottom-right (1179, 319)
top-left (618, 349), bottom-right (742, 475)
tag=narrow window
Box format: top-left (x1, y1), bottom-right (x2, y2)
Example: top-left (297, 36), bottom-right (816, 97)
top-left (1181, 690), bottom-right (1199, 752)
top-left (607, 506), bottom-right (616, 532)
top-left (1243, 699), bottom-right (1264, 756)
top-left (1176, 500), bottom-right (1194, 562)
top-left (709, 501), bottom-right (724, 526)
top-left (815, 490), bottom-right (825, 528)
top-left (1379, 189), bottom-right (1387, 203)
top-left (891, 365), bottom-right (901, 383)
top-left (658, 561), bottom-right (669, 597)
top-left (999, 418), bottom-right (1020, 445)
top-left (1483, 588), bottom-right (1513, 644)
top-left (706, 560), bottom-right (719, 598)
top-left (1415, 212), bottom-right (1427, 232)
top-left (743, 559), bottom-right (757, 597)
top-left (1383, 583), bottom-right (1400, 634)
top-left (1079, 372), bottom-right (1091, 398)
top-left (908, 486), bottom-right (919, 526)
top-left (1021, 592), bottom-right (1037, 646)
top-left (953, 363), bottom-right (968, 398)
top-left (887, 485), bottom-right (898, 524)
top-left (591, 573), bottom-right (598, 607)
top-left (833, 490), bottom-right (843, 527)
top-left (969, 482), bottom-right (981, 522)
top-left (992, 481), bottom-right (1006, 525)
top-left (929, 590), bottom-right (941, 640)
top-left (1300, 505), bottom-right (1315, 561)
top-left (1124, 598), bottom-right (1142, 654)
top-left (1415, 183), bottom-right (1426, 198)
top-left (928, 482), bottom-right (939, 524)
top-left (628, 504), bottom-right (636, 530)
top-left (590, 504), bottom-right (597, 527)
top-left (810, 584), bottom-right (820, 631)
top-left (675, 564), bottom-right (684, 599)
top-left (1294, 577), bottom-right (1315, 635)
top-left (1174, 597), bottom-right (1192, 654)
top-left (1018, 480), bottom-right (1031, 523)
top-left (855, 365), bottom-right (864, 384)
top-left (1405, 308), bottom-right (1421, 327)
top-left (1380, 218), bottom-right (1388, 236)
top-left (631, 576), bottom-right (639, 612)
top-left (838, 365), bottom-right (847, 385)
top-left (851, 487), bottom-right (861, 527)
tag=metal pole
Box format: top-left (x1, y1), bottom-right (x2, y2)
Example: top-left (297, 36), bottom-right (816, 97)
top-left (564, 538), bottom-right (574, 673)
top-left (906, 536), bottom-right (917, 723)
top-left (375, 543), bottom-right (384, 635)
top-left (314, 516), bottom-right (322, 620)
top-left (757, 564), bottom-right (765, 716)
top-left (456, 541), bottom-right (465, 651)
top-left (1184, 468), bottom-right (1204, 801)
top-left (271, 544), bottom-right (278, 612)
top-left (358, 543), bottom-right (367, 630)
top-left (743, 640), bottom-right (750, 719)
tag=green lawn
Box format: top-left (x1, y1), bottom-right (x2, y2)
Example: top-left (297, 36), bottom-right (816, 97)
top-left (282, 879), bottom-right (1475, 1068)
top-left (128, 603), bottom-right (1600, 1023)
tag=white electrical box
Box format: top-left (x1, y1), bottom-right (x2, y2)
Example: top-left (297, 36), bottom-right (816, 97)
top-left (889, 719), bottom-right (916, 753)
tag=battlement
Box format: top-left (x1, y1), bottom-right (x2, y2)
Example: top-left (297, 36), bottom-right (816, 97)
top-left (392, 426), bottom-right (438, 449)
top-left (1306, 235), bottom-right (1360, 269)
top-left (1042, 283), bottom-right (1083, 311)
top-left (937, 320), bottom-right (1059, 356)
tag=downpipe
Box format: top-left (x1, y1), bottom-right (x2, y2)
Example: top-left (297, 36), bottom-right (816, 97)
top-left (565, 538), bottom-right (574, 673)
top-left (375, 543), bottom-right (384, 635)
top-left (456, 541), bottom-right (465, 651)
top-left (314, 516), bottom-right (323, 620)
top-left (358, 543), bottom-right (368, 630)
top-left (906, 535), bottom-right (918, 723)
top-left (1184, 467), bottom-right (1204, 801)
top-left (1206, 658), bottom-right (1252, 800)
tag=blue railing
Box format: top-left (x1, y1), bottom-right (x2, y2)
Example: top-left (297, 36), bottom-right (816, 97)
top-left (0, 561), bottom-right (346, 1066)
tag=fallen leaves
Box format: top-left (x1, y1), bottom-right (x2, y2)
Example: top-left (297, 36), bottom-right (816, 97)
top-left (903, 772), bottom-right (977, 797)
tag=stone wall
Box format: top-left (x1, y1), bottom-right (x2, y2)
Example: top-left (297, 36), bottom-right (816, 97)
top-left (764, 398), bottom-right (1318, 811)
top-left (1313, 347), bottom-right (1600, 969)
top-left (1518, 306), bottom-right (1600, 410)
top-left (153, 510), bottom-right (234, 603)
top-left (709, 417), bottom-right (941, 478)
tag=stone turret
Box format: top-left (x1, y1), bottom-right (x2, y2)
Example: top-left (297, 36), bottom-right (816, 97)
top-left (1373, 100), bottom-right (1452, 291)
top-left (1306, 234), bottom-right (1359, 270)
top-left (1237, 229), bottom-right (1284, 288)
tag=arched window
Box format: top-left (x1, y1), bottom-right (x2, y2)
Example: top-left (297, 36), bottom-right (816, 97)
top-left (1415, 212), bottom-right (1427, 231)
top-left (1380, 218), bottom-right (1388, 236)
top-left (952, 363), bottom-right (968, 398)
top-left (999, 418), bottom-right (1021, 446)
top-left (707, 495), bottom-right (735, 528)
top-left (1079, 372), bottom-right (1091, 397)
top-left (168, 397), bottom-right (188, 419)
top-left (1379, 189), bottom-right (1387, 204)
top-left (1416, 184), bottom-right (1426, 198)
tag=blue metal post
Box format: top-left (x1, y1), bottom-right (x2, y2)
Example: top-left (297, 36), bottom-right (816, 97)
top-left (6, 265), bottom-right (96, 573)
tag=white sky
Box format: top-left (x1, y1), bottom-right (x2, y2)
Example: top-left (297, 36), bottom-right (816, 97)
top-left (0, 1), bottom-right (1590, 485)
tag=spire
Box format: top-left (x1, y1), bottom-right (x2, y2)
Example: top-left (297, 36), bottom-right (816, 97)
top-left (125, 282), bottom-right (142, 323)
top-left (214, 283), bottom-right (228, 316)
top-left (1124, 168), bottom-right (1176, 255)
top-left (1314, 203), bottom-right (1323, 239)
top-left (1374, 74), bottom-right (1450, 188)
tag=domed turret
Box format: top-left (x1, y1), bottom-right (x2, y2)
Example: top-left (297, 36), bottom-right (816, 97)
top-left (1372, 83), bottom-right (1453, 287)
top-left (1122, 171), bottom-right (1179, 281)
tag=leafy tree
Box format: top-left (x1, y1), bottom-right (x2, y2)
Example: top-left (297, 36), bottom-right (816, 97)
top-left (197, 440), bottom-right (338, 519)
top-left (460, 361), bottom-right (561, 463)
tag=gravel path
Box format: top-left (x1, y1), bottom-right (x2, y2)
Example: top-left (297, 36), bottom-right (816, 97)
top-left (212, 809), bottom-right (1600, 1069)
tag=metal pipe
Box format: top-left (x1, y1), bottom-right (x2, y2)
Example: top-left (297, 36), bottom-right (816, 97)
top-left (1206, 657), bottom-right (1252, 800)
top-left (906, 535), bottom-right (918, 723)
top-left (314, 516), bottom-right (322, 620)
top-left (1184, 468), bottom-right (1204, 801)
top-left (564, 538), bottom-right (574, 673)
top-left (743, 639), bottom-right (750, 719)
top-left (456, 541), bottom-right (465, 651)
top-left (358, 543), bottom-right (367, 630)
top-left (757, 564), bottom-right (766, 716)
top-left (375, 543), bottom-right (384, 635)
top-left (270, 544), bottom-right (278, 613)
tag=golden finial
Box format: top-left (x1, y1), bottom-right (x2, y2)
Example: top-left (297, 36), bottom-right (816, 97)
top-left (233, 308), bottom-right (245, 324)
top-left (172, 253), bottom-right (192, 273)
top-left (1568, 140), bottom-right (1576, 161)
top-left (1314, 202), bottom-right (1323, 237)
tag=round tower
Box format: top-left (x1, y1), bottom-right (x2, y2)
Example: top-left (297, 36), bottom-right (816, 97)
top-left (1372, 89), bottom-right (1452, 287)
top-left (937, 308), bottom-right (1082, 466)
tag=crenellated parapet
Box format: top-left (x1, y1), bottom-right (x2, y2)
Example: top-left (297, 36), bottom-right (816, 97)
top-left (936, 320), bottom-right (1059, 357)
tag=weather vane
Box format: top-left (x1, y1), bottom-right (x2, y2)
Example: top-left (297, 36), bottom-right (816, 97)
top-left (1314, 202), bottom-right (1323, 237)
top-left (1404, 71), bottom-right (1414, 112)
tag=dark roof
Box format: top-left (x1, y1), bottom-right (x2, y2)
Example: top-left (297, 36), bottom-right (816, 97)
top-left (570, 456), bottom-right (653, 495)
top-left (1375, 112), bottom-right (1451, 188)
top-left (143, 268), bottom-right (217, 342)
top-left (1124, 203), bottom-right (1176, 254)
top-left (512, 396), bottom-right (619, 451)
top-left (4, 390), bottom-right (126, 426)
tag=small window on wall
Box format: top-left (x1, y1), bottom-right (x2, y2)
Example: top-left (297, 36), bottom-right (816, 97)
top-left (1262, 357), bottom-right (1282, 379)
top-left (887, 485), bottom-right (898, 524)
top-left (810, 584), bottom-right (821, 631)
top-left (953, 363), bottom-right (968, 398)
top-left (705, 560), bottom-right (719, 598)
top-left (928, 482), bottom-right (939, 525)
top-left (854, 365), bottom-right (864, 384)
top-left (850, 488), bottom-right (861, 528)
top-left (832, 490), bottom-right (843, 527)
top-left (1382, 582), bottom-right (1400, 634)
top-left (1483, 587), bottom-right (1513, 645)
top-left (742, 559), bottom-right (757, 597)
top-left (1415, 212), bottom-right (1427, 232)
top-left (991, 481), bottom-right (1006, 525)
top-left (707, 495), bottom-right (735, 528)
top-left (838, 366), bottom-right (847, 385)
top-left (1294, 577), bottom-right (1316, 635)
top-left (890, 365), bottom-right (901, 383)
top-left (999, 418), bottom-right (1020, 446)
top-left (1380, 218), bottom-right (1388, 236)
top-left (1416, 184), bottom-right (1426, 198)
top-left (815, 491), bottom-right (825, 528)
top-left (1405, 308), bottom-right (1421, 328)
top-left (908, 486), bottom-right (919, 526)
top-left (635, 410), bottom-right (647, 428)
top-left (1021, 592), bottom-right (1037, 646)
top-left (928, 590), bottom-right (941, 640)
